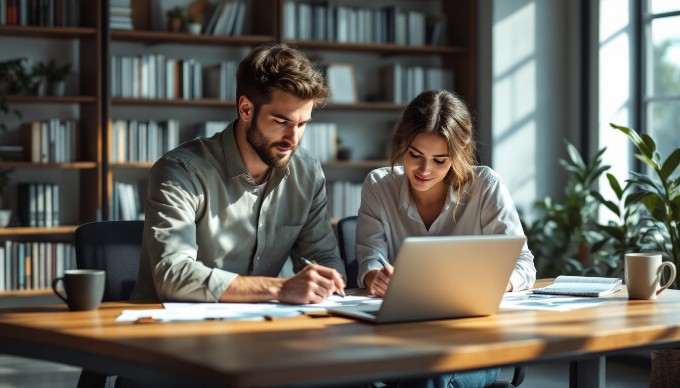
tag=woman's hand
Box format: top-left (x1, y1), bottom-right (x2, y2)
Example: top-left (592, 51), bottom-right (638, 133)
top-left (364, 262), bottom-right (394, 297)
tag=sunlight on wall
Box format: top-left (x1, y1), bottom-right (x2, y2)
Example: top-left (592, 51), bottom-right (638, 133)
top-left (491, 2), bottom-right (537, 216)
top-left (598, 0), bottom-right (632, 222)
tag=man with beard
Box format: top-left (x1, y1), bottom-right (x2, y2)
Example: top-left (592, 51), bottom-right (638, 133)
top-left (131, 44), bottom-right (346, 304)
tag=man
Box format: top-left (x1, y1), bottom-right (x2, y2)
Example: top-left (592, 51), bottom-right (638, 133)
top-left (131, 43), bottom-right (346, 304)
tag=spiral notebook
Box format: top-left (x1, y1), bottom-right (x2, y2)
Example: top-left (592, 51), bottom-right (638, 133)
top-left (327, 235), bottom-right (525, 323)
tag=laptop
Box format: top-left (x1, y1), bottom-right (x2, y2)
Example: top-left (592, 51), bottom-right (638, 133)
top-left (327, 235), bottom-right (525, 323)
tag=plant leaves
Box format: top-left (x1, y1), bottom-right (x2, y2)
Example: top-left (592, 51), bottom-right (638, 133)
top-left (606, 173), bottom-right (623, 198)
top-left (660, 148), bottom-right (680, 182)
top-left (566, 142), bottom-right (586, 170)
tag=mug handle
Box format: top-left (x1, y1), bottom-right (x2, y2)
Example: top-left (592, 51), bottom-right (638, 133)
top-left (51, 277), bottom-right (69, 304)
top-left (656, 262), bottom-right (677, 296)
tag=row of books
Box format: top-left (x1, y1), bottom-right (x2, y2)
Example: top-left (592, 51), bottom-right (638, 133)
top-left (327, 180), bottom-right (362, 219)
top-left (111, 181), bottom-right (142, 221)
top-left (0, 241), bottom-right (76, 291)
top-left (111, 55), bottom-right (205, 100)
top-left (381, 64), bottom-right (455, 104)
top-left (283, 2), bottom-right (444, 46)
top-left (111, 119), bottom-right (180, 163)
top-left (299, 122), bottom-right (337, 163)
top-left (16, 182), bottom-right (60, 227)
top-left (203, 0), bottom-right (246, 36)
top-left (0, 0), bottom-right (80, 27)
top-left (109, 0), bottom-right (132, 30)
top-left (21, 119), bottom-right (79, 164)
top-left (203, 61), bottom-right (238, 101)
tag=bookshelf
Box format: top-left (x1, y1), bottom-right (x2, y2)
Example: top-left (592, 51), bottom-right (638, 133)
top-left (0, 0), bottom-right (476, 292)
top-left (0, 1), bottom-right (102, 292)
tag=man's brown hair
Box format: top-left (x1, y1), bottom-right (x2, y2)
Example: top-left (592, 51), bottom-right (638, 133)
top-left (236, 43), bottom-right (329, 111)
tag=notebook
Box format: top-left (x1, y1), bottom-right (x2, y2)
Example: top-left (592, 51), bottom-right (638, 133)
top-left (328, 235), bottom-right (525, 323)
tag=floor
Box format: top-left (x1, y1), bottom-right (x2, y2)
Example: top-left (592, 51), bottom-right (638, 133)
top-left (0, 355), bottom-right (652, 387)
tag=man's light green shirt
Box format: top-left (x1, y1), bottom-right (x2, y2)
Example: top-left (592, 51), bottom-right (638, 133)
top-left (131, 122), bottom-right (344, 302)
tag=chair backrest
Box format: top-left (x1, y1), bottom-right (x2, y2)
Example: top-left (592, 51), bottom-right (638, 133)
top-left (336, 216), bottom-right (358, 288)
top-left (74, 220), bottom-right (144, 302)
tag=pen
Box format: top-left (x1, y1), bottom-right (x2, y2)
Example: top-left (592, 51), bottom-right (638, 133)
top-left (301, 257), bottom-right (346, 297)
top-left (377, 257), bottom-right (388, 268)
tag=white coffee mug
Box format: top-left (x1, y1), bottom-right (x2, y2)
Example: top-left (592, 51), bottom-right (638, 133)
top-left (625, 253), bottom-right (676, 300)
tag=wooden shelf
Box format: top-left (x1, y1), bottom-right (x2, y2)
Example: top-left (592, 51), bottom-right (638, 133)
top-left (112, 30), bottom-right (274, 46)
top-left (112, 98), bottom-right (236, 107)
top-left (0, 162), bottom-right (98, 169)
top-left (111, 99), bottom-right (405, 110)
top-left (5, 95), bottom-right (98, 104)
top-left (111, 160), bottom-right (388, 169)
top-left (111, 162), bottom-right (154, 169)
top-left (0, 226), bottom-right (78, 236)
top-left (323, 102), bottom-right (406, 111)
top-left (284, 40), bottom-right (467, 55)
top-left (0, 25), bottom-right (97, 38)
top-left (322, 160), bottom-right (389, 168)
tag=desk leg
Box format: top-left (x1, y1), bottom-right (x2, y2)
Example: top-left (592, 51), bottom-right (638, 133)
top-left (569, 356), bottom-right (605, 388)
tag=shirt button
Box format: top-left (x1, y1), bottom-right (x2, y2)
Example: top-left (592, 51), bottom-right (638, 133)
top-left (255, 257), bottom-right (260, 261)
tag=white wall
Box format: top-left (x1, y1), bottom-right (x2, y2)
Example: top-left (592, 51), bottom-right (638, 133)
top-left (478, 0), bottom-right (584, 221)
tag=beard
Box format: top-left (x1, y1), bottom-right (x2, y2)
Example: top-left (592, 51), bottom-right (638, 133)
top-left (246, 118), bottom-right (297, 169)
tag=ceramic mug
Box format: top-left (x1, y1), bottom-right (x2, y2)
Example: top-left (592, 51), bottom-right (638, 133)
top-left (625, 253), bottom-right (676, 300)
top-left (51, 269), bottom-right (105, 311)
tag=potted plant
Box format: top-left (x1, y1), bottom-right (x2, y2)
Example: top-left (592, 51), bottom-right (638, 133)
top-left (166, 6), bottom-right (185, 33)
top-left (32, 59), bottom-right (72, 96)
top-left (186, 12), bottom-right (203, 35)
top-left (0, 58), bottom-right (31, 131)
top-left (524, 141), bottom-right (612, 278)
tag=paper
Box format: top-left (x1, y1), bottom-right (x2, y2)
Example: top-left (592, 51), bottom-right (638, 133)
top-left (500, 291), bottom-right (610, 311)
top-left (116, 295), bottom-right (380, 322)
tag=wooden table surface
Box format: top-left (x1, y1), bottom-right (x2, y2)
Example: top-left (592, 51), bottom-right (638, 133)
top-left (1, 284), bottom-right (680, 386)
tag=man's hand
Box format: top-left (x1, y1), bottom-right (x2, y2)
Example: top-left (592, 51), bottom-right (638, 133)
top-left (363, 262), bottom-right (394, 297)
top-left (278, 264), bottom-right (346, 304)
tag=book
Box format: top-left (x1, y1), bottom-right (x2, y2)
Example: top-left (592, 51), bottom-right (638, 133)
top-left (532, 276), bottom-right (622, 297)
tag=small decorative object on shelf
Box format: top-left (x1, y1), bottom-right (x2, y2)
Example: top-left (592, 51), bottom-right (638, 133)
top-left (166, 6), bottom-right (185, 33)
top-left (31, 59), bottom-right (72, 97)
top-left (185, 2), bottom-right (205, 35)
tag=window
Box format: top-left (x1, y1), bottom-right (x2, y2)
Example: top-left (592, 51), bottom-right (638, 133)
top-left (642, 1), bottom-right (680, 170)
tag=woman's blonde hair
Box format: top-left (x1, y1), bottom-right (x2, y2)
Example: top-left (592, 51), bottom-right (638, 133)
top-left (388, 90), bottom-right (477, 213)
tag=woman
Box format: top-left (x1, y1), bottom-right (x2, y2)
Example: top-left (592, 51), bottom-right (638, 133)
top-left (356, 90), bottom-right (536, 387)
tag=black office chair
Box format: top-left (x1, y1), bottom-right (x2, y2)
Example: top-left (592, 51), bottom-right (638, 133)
top-left (337, 215), bottom-right (359, 288)
top-left (74, 220), bottom-right (145, 388)
top-left (335, 216), bottom-right (527, 387)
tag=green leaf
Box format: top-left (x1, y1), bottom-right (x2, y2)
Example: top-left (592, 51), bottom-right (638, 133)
top-left (590, 191), bottom-right (620, 216)
top-left (598, 224), bottom-right (626, 241)
top-left (624, 191), bottom-right (648, 207)
top-left (634, 153), bottom-right (660, 170)
top-left (606, 173), bottom-right (623, 198)
top-left (566, 142), bottom-right (586, 170)
top-left (660, 148), bottom-right (680, 182)
top-left (640, 133), bottom-right (657, 155)
top-left (629, 171), bottom-right (664, 194)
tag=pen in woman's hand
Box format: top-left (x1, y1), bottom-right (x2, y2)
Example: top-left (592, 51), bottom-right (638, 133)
top-left (377, 257), bottom-right (389, 268)
top-left (301, 257), bottom-right (346, 297)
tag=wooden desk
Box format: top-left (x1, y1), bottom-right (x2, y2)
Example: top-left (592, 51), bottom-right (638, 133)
top-left (1, 288), bottom-right (680, 387)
